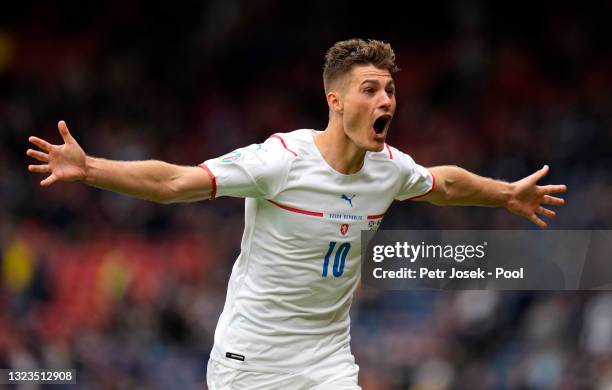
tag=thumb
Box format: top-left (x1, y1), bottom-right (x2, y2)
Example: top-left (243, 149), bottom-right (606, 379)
top-left (58, 120), bottom-right (76, 144)
top-left (529, 164), bottom-right (549, 183)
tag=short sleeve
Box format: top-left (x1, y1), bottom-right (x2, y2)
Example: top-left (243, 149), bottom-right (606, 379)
top-left (394, 148), bottom-right (435, 201)
top-left (200, 137), bottom-right (295, 199)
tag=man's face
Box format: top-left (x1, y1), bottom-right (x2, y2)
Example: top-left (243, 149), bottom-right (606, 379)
top-left (338, 64), bottom-right (396, 152)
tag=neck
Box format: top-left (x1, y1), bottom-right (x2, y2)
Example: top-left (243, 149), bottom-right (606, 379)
top-left (314, 119), bottom-right (366, 175)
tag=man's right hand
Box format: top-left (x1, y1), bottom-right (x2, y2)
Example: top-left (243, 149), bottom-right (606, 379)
top-left (27, 120), bottom-right (87, 186)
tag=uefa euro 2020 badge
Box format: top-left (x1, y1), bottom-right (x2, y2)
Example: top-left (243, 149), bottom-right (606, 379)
top-left (217, 150), bottom-right (242, 164)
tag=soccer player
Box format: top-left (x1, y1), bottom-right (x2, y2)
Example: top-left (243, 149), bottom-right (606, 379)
top-left (27, 39), bottom-right (566, 389)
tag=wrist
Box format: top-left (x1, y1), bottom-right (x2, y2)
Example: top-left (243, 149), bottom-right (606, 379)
top-left (502, 181), bottom-right (516, 208)
top-left (83, 155), bottom-right (95, 183)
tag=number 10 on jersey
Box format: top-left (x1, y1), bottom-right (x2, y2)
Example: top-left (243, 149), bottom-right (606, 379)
top-left (322, 241), bottom-right (351, 277)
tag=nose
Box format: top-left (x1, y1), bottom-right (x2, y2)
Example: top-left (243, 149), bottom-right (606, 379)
top-left (378, 91), bottom-right (392, 111)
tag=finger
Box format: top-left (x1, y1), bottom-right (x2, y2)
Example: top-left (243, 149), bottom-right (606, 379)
top-left (26, 149), bottom-right (49, 163)
top-left (40, 174), bottom-right (57, 187)
top-left (528, 213), bottom-right (548, 229)
top-left (528, 165), bottom-right (549, 183)
top-left (28, 164), bottom-right (51, 173)
top-left (29, 136), bottom-right (53, 152)
top-left (536, 206), bottom-right (556, 218)
top-left (541, 184), bottom-right (567, 194)
top-left (543, 195), bottom-right (565, 206)
top-left (58, 120), bottom-right (75, 144)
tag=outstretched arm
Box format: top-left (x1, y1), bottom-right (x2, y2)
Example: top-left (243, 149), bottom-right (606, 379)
top-left (417, 165), bottom-right (567, 228)
top-left (27, 121), bottom-right (213, 204)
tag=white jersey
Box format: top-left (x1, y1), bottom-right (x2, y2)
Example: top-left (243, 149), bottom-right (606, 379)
top-left (200, 129), bottom-right (434, 373)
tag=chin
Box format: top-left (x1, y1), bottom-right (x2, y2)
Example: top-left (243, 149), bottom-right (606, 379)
top-left (364, 142), bottom-right (385, 152)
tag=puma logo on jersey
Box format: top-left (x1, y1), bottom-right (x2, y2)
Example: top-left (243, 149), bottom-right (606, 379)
top-left (341, 194), bottom-right (356, 207)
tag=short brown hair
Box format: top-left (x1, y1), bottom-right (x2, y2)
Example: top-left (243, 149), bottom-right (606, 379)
top-left (323, 39), bottom-right (399, 92)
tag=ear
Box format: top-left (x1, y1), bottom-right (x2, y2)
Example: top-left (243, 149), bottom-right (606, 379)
top-left (327, 91), bottom-right (344, 114)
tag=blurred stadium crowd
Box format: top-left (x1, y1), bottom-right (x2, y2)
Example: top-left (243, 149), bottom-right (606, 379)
top-left (1, 1), bottom-right (611, 389)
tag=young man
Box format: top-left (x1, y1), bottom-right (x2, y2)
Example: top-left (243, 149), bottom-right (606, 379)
top-left (27, 39), bottom-right (566, 389)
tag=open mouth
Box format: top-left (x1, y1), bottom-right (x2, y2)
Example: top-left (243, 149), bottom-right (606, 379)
top-left (373, 115), bottom-right (392, 135)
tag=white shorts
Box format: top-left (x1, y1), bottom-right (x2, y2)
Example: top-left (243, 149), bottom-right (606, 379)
top-left (206, 351), bottom-right (360, 389)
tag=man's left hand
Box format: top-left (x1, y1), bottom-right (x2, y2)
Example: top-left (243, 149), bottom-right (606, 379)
top-left (506, 165), bottom-right (567, 228)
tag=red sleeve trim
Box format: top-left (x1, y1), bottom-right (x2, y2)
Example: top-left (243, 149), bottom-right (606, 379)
top-left (367, 213), bottom-right (385, 220)
top-left (385, 143), bottom-right (393, 160)
top-left (405, 171), bottom-right (436, 201)
top-left (197, 163), bottom-right (217, 200)
top-left (269, 134), bottom-right (298, 157)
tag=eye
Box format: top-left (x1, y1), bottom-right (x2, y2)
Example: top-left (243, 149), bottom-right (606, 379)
top-left (386, 88), bottom-right (395, 96)
top-left (363, 88), bottom-right (375, 95)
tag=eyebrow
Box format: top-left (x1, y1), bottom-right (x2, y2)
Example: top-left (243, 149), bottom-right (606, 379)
top-left (360, 79), bottom-right (395, 87)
